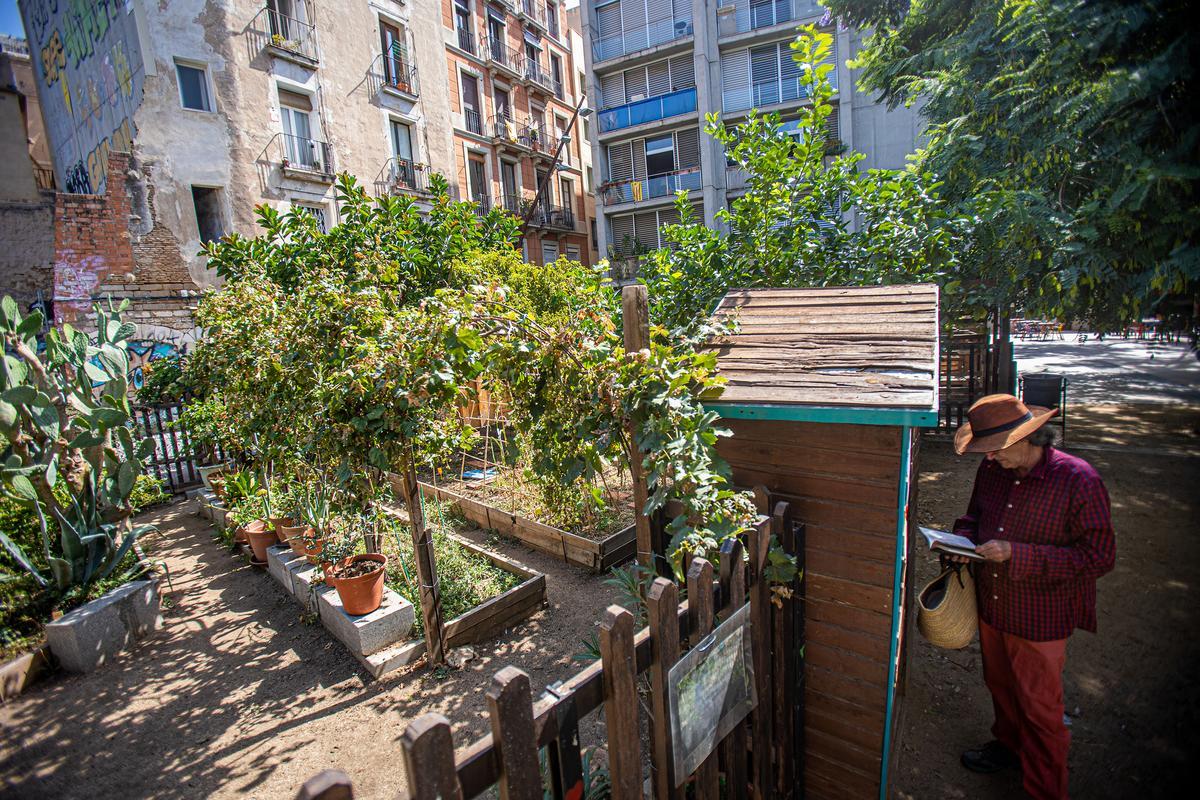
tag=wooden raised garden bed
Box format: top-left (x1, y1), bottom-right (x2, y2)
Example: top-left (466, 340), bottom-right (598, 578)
top-left (416, 481), bottom-right (636, 573)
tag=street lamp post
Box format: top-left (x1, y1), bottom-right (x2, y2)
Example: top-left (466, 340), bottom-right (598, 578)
top-left (521, 92), bottom-right (592, 227)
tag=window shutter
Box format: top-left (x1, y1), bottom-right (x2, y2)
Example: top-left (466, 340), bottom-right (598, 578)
top-left (622, 0), bottom-right (647, 52)
top-left (669, 54), bottom-right (694, 90)
top-left (672, 0), bottom-right (689, 22)
top-left (278, 88), bottom-right (312, 111)
top-left (608, 141), bottom-right (633, 181)
top-left (597, 2), bottom-right (621, 38)
top-left (646, 0), bottom-right (671, 24)
top-left (780, 41), bottom-right (802, 101)
top-left (624, 66), bottom-right (648, 101)
top-left (751, 44), bottom-right (779, 106)
top-left (610, 213), bottom-right (635, 253)
top-left (827, 33), bottom-right (839, 91)
top-left (634, 211), bottom-right (659, 249)
top-left (600, 72), bottom-right (625, 109)
top-left (721, 49), bottom-right (751, 112)
top-left (647, 60), bottom-right (670, 96)
top-left (658, 206), bottom-right (682, 227)
top-left (675, 127), bottom-right (700, 169)
top-left (632, 138), bottom-right (647, 179)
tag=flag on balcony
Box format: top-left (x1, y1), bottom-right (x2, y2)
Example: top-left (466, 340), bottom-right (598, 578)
top-left (631, 181), bottom-right (643, 202)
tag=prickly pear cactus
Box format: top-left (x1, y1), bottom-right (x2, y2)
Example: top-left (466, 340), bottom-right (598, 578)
top-left (0, 296), bottom-right (156, 591)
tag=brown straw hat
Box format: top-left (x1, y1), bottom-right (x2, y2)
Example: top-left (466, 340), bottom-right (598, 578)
top-left (953, 393), bottom-right (1058, 455)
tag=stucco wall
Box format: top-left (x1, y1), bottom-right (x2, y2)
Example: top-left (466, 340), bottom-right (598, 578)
top-left (0, 199), bottom-right (55, 307)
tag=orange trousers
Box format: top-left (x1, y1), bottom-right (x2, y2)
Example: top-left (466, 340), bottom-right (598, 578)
top-left (979, 619), bottom-right (1070, 800)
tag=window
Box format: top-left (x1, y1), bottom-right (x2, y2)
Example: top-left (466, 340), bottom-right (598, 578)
top-left (494, 87), bottom-right (511, 119)
top-left (550, 53), bottom-right (564, 97)
top-left (461, 73), bottom-right (482, 133)
top-left (268, 0), bottom-right (308, 38)
top-left (547, 1), bottom-right (560, 39)
top-left (296, 203), bottom-right (328, 233)
top-left (380, 20), bottom-right (410, 89)
top-left (468, 157), bottom-right (487, 203)
top-left (586, 165), bottom-right (594, 192)
top-left (590, 218), bottom-right (598, 250)
top-left (191, 187), bottom-right (224, 243)
top-left (278, 88), bottom-right (316, 167)
top-left (559, 176), bottom-right (573, 212)
top-left (500, 160), bottom-right (518, 208)
top-left (390, 120), bottom-right (413, 161)
top-left (644, 134), bottom-right (675, 176)
top-left (176, 62), bottom-right (211, 111)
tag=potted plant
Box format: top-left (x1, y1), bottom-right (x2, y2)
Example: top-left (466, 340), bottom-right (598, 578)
top-left (321, 519), bottom-right (387, 616)
top-left (294, 478), bottom-right (334, 563)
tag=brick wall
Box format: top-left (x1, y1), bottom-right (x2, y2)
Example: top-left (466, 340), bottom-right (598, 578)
top-left (52, 150), bottom-right (197, 339)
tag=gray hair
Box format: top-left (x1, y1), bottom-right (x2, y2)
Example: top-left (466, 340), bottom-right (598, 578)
top-left (1026, 425), bottom-right (1060, 448)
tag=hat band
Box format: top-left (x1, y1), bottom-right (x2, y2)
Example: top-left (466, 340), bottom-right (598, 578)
top-left (972, 411), bottom-right (1033, 438)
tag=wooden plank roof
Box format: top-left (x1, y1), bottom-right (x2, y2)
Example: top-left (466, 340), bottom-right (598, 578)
top-left (704, 284), bottom-right (940, 412)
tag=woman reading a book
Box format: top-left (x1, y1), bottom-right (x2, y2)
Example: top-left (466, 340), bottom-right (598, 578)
top-left (950, 393), bottom-right (1115, 800)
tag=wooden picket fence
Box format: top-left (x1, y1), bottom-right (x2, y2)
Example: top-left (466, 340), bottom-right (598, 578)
top-left (296, 500), bottom-right (806, 800)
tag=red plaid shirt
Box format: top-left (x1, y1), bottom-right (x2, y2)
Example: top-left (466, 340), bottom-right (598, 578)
top-left (953, 446), bottom-right (1115, 641)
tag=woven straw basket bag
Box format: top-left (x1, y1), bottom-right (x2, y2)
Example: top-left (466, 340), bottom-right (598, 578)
top-left (917, 565), bottom-right (978, 649)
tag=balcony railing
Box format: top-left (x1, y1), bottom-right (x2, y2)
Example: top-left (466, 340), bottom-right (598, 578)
top-left (598, 87), bottom-right (697, 133)
top-left (592, 15), bottom-right (693, 62)
top-left (520, 0), bottom-right (548, 32)
top-left (600, 167), bottom-right (702, 206)
top-left (374, 157), bottom-right (430, 197)
top-left (456, 27), bottom-right (477, 56)
top-left (463, 107), bottom-right (484, 135)
top-left (368, 52), bottom-right (419, 97)
top-left (547, 6), bottom-right (560, 40)
top-left (716, 0), bottom-right (826, 37)
top-left (496, 193), bottom-right (523, 215)
top-left (552, 75), bottom-right (565, 100)
top-left (487, 37), bottom-right (523, 74)
top-left (490, 114), bottom-right (550, 152)
top-left (527, 203), bottom-right (575, 231)
top-left (525, 58), bottom-right (553, 92)
top-left (274, 133), bottom-right (335, 179)
top-left (251, 8), bottom-right (319, 64)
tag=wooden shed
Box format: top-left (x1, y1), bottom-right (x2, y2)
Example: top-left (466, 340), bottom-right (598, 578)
top-left (704, 284), bottom-right (940, 800)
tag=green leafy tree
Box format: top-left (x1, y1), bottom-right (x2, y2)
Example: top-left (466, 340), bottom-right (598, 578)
top-left (826, 0), bottom-right (1198, 325)
top-left (640, 27), bottom-right (963, 331)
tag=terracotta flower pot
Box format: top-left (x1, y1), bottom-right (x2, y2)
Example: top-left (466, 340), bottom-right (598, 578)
top-left (278, 523), bottom-right (310, 554)
top-left (269, 516), bottom-right (296, 537)
top-left (210, 478), bottom-right (226, 500)
top-left (325, 554), bottom-right (387, 615)
top-left (244, 519), bottom-right (278, 562)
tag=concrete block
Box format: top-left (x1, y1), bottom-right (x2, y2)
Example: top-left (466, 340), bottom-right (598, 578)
top-left (266, 544), bottom-right (304, 593)
top-left (45, 579), bottom-right (163, 673)
top-left (288, 561), bottom-right (326, 611)
top-left (317, 585), bottom-right (415, 657)
top-left (360, 638), bottom-right (426, 678)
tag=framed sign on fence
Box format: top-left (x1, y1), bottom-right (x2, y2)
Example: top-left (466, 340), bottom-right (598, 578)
top-left (667, 601), bottom-right (758, 782)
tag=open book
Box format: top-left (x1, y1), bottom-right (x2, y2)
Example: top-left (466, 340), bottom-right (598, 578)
top-left (919, 526), bottom-right (985, 561)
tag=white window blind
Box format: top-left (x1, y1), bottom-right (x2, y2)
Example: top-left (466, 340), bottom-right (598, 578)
top-left (624, 67), bottom-right (648, 101)
top-left (597, 2), bottom-right (621, 38)
top-left (721, 49), bottom-right (751, 112)
top-left (600, 72), bottom-right (625, 108)
top-left (608, 141), bottom-right (633, 181)
top-left (669, 54), bottom-right (694, 90)
top-left (647, 60), bottom-right (670, 96)
top-left (632, 138), bottom-right (647, 178)
top-left (675, 127), bottom-right (699, 169)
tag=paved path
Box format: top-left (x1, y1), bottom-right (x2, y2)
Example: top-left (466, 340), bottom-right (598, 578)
top-left (1015, 337), bottom-right (1200, 404)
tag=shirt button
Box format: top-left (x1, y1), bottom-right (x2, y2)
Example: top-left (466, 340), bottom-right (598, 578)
top-left (993, 572), bottom-right (998, 578)
top-left (993, 595), bottom-right (998, 600)
top-left (1006, 503), bottom-right (1013, 508)
top-left (1014, 481), bottom-right (1020, 485)
top-left (998, 527), bottom-right (1004, 532)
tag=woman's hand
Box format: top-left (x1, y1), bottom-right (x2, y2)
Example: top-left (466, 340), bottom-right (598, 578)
top-left (975, 540), bottom-right (1013, 562)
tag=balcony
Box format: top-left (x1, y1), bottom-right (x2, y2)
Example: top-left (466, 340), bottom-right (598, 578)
top-left (374, 157), bottom-right (430, 197)
top-left (463, 107), bottom-right (484, 136)
top-left (527, 203), bottom-right (575, 231)
top-left (273, 133), bottom-right (335, 182)
top-left (487, 37), bottom-right (523, 77)
top-left (600, 167), bottom-right (702, 206)
top-left (592, 15), bottom-right (693, 63)
top-left (250, 8), bottom-right (319, 66)
top-left (524, 58), bottom-right (554, 94)
top-left (598, 87), bottom-right (697, 134)
top-left (496, 193), bottom-right (522, 216)
top-left (368, 52), bottom-right (419, 98)
top-left (519, 0), bottom-right (548, 34)
top-left (455, 27), bottom-right (478, 57)
top-left (716, 0), bottom-right (826, 38)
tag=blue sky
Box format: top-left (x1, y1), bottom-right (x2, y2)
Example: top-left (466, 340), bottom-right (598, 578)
top-left (2, 1), bottom-right (25, 38)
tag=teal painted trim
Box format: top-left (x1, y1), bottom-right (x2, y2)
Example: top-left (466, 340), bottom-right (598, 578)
top-left (705, 402), bottom-right (940, 428)
top-left (880, 427), bottom-right (912, 799)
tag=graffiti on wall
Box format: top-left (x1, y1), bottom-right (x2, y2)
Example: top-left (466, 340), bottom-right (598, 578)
top-left (21, 0), bottom-right (145, 194)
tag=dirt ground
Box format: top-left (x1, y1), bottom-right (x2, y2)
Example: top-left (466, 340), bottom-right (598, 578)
top-left (895, 402), bottom-right (1200, 799)
top-left (0, 507), bottom-right (619, 799)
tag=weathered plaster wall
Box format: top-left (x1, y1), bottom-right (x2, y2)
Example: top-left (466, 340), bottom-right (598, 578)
top-left (0, 199), bottom-right (55, 308)
top-left (18, 0), bottom-right (146, 194)
top-left (0, 90), bottom-right (40, 201)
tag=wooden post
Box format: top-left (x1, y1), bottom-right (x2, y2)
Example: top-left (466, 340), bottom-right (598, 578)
top-left (771, 502), bottom-right (795, 798)
top-left (622, 284), bottom-right (655, 570)
top-left (397, 454), bottom-right (446, 665)
top-left (647, 577), bottom-right (682, 800)
top-left (688, 558), bottom-right (719, 800)
top-left (600, 605), bottom-right (642, 800)
top-left (718, 537), bottom-right (749, 798)
top-left (400, 715), bottom-right (464, 800)
top-left (295, 770), bottom-right (354, 800)
top-left (486, 667), bottom-right (542, 800)
top-left (748, 520), bottom-right (774, 800)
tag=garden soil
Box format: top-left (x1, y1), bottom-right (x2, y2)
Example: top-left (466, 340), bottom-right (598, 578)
top-left (1, 403), bottom-right (1196, 798)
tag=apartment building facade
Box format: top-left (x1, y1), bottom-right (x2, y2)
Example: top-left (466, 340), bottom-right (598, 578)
top-left (442, 0), bottom-right (591, 264)
top-left (580, 0), bottom-right (924, 263)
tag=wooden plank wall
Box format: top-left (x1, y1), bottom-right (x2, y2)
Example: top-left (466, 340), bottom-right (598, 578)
top-left (717, 418), bottom-right (904, 799)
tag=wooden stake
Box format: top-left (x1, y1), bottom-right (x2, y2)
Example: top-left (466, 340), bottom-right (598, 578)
top-left (397, 453), bottom-right (446, 665)
top-left (621, 284), bottom-right (654, 569)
